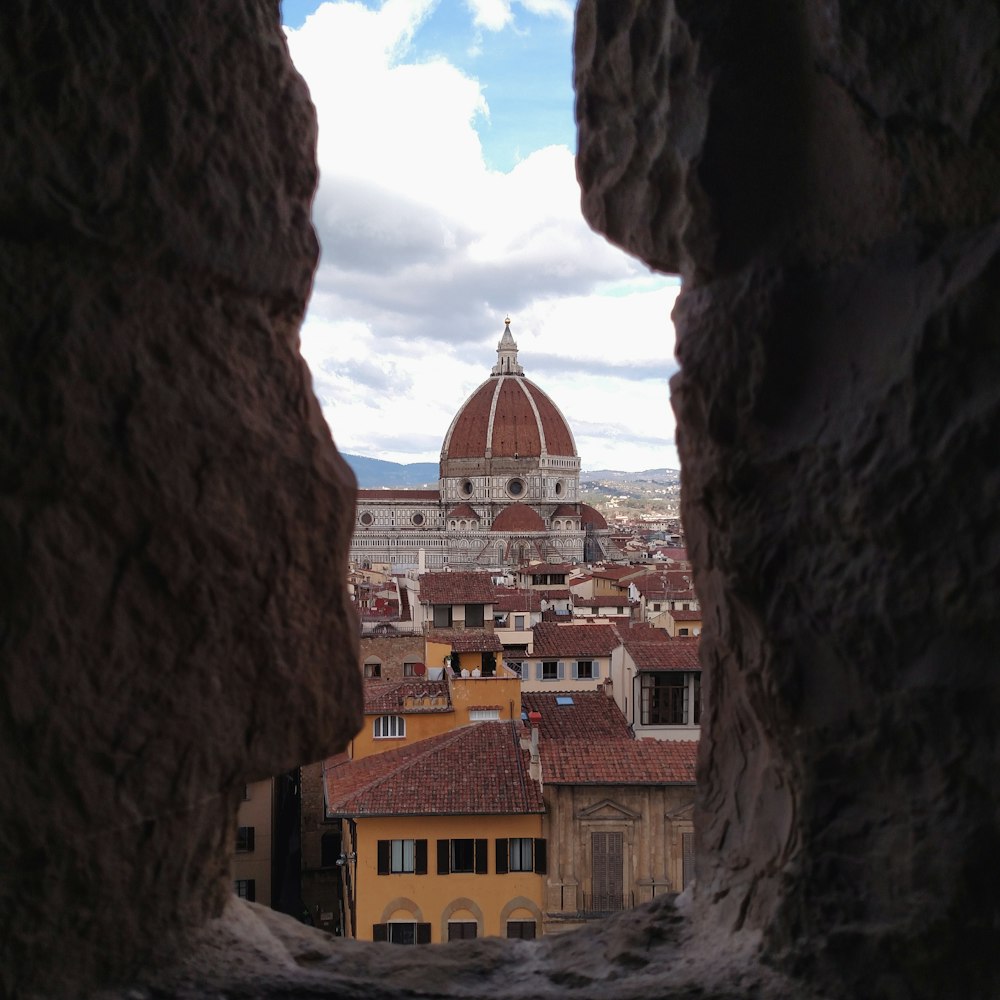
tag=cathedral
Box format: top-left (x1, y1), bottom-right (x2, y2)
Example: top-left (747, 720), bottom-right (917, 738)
top-left (350, 319), bottom-right (616, 571)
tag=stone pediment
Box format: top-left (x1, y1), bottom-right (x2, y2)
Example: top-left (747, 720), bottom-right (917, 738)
top-left (576, 798), bottom-right (640, 821)
top-left (666, 801), bottom-right (694, 821)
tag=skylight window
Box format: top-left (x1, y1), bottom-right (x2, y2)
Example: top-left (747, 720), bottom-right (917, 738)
top-left (556, 696), bottom-right (574, 706)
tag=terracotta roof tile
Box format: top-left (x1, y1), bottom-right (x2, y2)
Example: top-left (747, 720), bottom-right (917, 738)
top-left (363, 679), bottom-right (452, 715)
top-left (522, 691), bottom-right (632, 741)
top-left (579, 503), bottom-right (608, 529)
top-left (620, 630), bottom-right (702, 671)
top-left (418, 571), bottom-right (495, 605)
top-left (669, 609), bottom-right (702, 621)
top-left (357, 489), bottom-right (440, 501)
top-left (427, 629), bottom-right (505, 652)
top-left (325, 722), bottom-right (544, 815)
top-left (491, 503), bottom-right (546, 532)
top-left (447, 503), bottom-right (480, 519)
top-left (542, 739), bottom-right (698, 784)
top-left (551, 504), bottom-right (579, 517)
top-left (518, 562), bottom-right (576, 575)
top-left (531, 622), bottom-right (622, 657)
top-left (493, 589), bottom-right (543, 612)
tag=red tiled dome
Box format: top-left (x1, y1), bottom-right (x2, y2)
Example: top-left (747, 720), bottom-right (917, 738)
top-left (442, 375), bottom-right (576, 461)
top-left (552, 504), bottom-right (579, 517)
top-left (580, 503), bottom-right (608, 529)
top-left (491, 503), bottom-right (546, 532)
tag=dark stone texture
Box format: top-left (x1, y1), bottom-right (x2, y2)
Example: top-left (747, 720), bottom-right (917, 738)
top-left (577, 1), bottom-right (1000, 997)
top-left (0, 2), bottom-right (361, 993)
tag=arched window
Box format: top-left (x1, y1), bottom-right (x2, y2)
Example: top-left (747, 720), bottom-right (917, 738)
top-left (374, 715), bottom-right (405, 739)
top-left (363, 658), bottom-right (381, 678)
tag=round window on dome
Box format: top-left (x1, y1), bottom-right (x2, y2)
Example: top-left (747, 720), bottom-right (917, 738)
top-left (507, 478), bottom-right (525, 497)
top-left (359, 511), bottom-right (373, 526)
top-left (460, 479), bottom-right (474, 497)
top-left (411, 512), bottom-right (424, 526)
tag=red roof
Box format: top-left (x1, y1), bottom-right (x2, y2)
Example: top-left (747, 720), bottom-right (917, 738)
top-left (447, 503), bottom-right (480, 519)
top-left (363, 679), bottom-right (452, 715)
top-left (418, 571), bottom-right (495, 605)
top-left (531, 622), bottom-right (622, 657)
top-left (591, 565), bottom-right (637, 581)
top-left (493, 589), bottom-right (544, 612)
top-left (542, 739), bottom-right (698, 784)
top-left (620, 631), bottom-right (701, 671)
top-left (551, 504), bottom-right (579, 517)
top-left (522, 691), bottom-right (632, 741)
top-left (669, 609), bottom-right (702, 621)
top-left (427, 629), bottom-right (505, 652)
top-left (519, 562), bottom-right (576, 576)
top-left (357, 489), bottom-right (440, 501)
top-left (491, 503), bottom-right (546, 532)
top-left (537, 588), bottom-right (571, 600)
top-left (442, 376), bottom-right (576, 460)
top-left (573, 596), bottom-right (633, 608)
top-left (325, 722), bottom-right (545, 815)
top-left (579, 503), bottom-right (608, 529)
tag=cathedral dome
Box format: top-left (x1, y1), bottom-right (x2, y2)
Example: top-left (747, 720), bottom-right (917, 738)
top-left (440, 319), bottom-right (577, 464)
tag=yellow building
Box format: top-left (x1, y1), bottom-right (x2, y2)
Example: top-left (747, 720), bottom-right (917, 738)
top-left (325, 721), bottom-right (546, 942)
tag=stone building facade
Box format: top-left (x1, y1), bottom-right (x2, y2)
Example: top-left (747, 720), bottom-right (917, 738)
top-left (350, 321), bottom-right (615, 571)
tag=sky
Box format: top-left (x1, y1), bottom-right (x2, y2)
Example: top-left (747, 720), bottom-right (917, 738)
top-left (282, 0), bottom-right (681, 472)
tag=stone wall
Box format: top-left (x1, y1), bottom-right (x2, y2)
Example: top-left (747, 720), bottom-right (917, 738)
top-left (576, 1), bottom-right (1000, 996)
top-left (0, 2), bottom-right (361, 992)
top-left (1, 0), bottom-right (997, 997)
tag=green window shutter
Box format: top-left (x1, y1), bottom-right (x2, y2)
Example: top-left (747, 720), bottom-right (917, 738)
top-left (377, 840), bottom-right (390, 875)
top-left (373, 923), bottom-right (387, 942)
top-left (534, 838), bottom-right (547, 875)
top-left (416, 923), bottom-right (432, 944)
top-left (415, 839), bottom-right (428, 875)
top-left (475, 838), bottom-right (488, 874)
top-left (495, 838), bottom-right (509, 874)
top-left (437, 839), bottom-right (450, 875)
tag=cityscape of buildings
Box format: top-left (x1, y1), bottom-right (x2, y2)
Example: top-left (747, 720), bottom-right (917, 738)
top-left (232, 320), bottom-right (700, 945)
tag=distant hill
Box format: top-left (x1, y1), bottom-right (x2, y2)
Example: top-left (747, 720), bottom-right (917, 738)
top-left (580, 468), bottom-right (680, 484)
top-left (343, 453), bottom-right (680, 489)
top-left (343, 453), bottom-right (439, 488)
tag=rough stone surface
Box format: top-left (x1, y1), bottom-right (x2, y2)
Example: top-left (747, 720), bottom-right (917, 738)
top-left (91, 896), bottom-right (819, 1000)
top-left (577, 1), bottom-right (1000, 997)
top-left (0, 2), bottom-right (361, 993)
top-left (4, 0), bottom-right (999, 998)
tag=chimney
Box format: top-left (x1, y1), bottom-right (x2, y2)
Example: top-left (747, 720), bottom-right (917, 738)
top-left (603, 677), bottom-right (614, 699)
top-left (527, 711), bottom-right (541, 783)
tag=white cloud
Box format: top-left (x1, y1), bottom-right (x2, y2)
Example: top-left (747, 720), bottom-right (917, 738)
top-left (464, 0), bottom-right (573, 30)
top-left (285, 1), bottom-right (680, 471)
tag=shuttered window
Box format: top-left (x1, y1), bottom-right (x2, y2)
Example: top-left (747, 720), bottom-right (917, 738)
top-left (373, 922), bottom-right (431, 944)
top-left (682, 832), bottom-right (695, 890)
top-left (591, 831), bottom-right (624, 911)
top-left (496, 838), bottom-right (547, 874)
top-left (438, 838), bottom-right (488, 874)
top-left (376, 839), bottom-right (427, 874)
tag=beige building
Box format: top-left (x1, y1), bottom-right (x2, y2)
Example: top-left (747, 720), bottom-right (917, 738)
top-left (231, 778), bottom-right (274, 906)
top-left (520, 692), bottom-right (696, 933)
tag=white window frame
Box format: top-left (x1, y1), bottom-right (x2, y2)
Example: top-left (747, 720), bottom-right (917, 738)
top-left (390, 838), bottom-right (416, 873)
top-left (469, 708), bottom-right (501, 721)
top-left (509, 837), bottom-right (534, 872)
top-left (374, 715), bottom-right (406, 739)
top-left (575, 660), bottom-right (595, 679)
